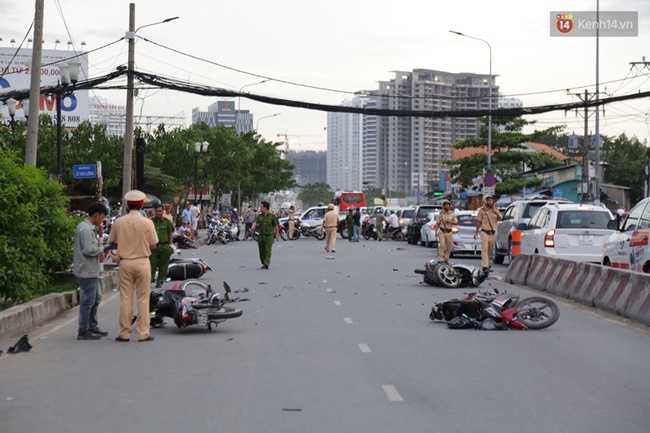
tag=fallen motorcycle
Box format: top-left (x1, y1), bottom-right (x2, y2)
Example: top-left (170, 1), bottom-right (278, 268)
top-left (429, 289), bottom-right (560, 330)
top-left (166, 258), bottom-right (211, 280)
top-left (414, 261), bottom-right (488, 288)
top-left (142, 280), bottom-right (243, 332)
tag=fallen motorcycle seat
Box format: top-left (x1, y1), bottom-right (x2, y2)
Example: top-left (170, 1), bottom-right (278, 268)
top-left (167, 263), bottom-right (205, 280)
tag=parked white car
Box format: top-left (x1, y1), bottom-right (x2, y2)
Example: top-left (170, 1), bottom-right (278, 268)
top-left (602, 197), bottom-right (650, 273)
top-left (450, 211), bottom-right (481, 257)
top-left (419, 211), bottom-right (440, 248)
top-left (518, 203), bottom-right (614, 263)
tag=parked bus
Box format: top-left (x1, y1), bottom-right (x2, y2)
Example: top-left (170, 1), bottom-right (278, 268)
top-left (333, 191), bottom-right (366, 212)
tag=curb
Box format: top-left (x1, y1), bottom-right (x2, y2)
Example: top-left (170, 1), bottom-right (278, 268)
top-left (0, 270), bottom-right (119, 339)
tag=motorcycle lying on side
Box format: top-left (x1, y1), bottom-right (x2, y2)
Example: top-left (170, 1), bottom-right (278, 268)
top-left (166, 257), bottom-right (212, 280)
top-left (414, 260), bottom-right (489, 288)
top-left (429, 289), bottom-right (560, 330)
top-left (143, 280), bottom-right (243, 332)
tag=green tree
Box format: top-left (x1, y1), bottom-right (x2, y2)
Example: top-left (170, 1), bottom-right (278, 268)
top-left (602, 133), bottom-right (647, 204)
top-left (298, 182), bottom-right (334, 207)
top-left (446, 115), bottom-right (563, 195)
top-left (0, 148), bottom-right (75, 303)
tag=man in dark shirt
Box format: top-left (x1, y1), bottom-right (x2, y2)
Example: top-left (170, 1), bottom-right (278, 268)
top-left (251, 201), bottom-right (279, 269)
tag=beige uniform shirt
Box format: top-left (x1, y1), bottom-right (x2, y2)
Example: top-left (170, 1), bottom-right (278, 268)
top-left (476, 206), bottom-right (502, 232)
top-left (108, 210), bottom-right (158, 259)
top-left (436, 210), bottom-right (458, 232)
top-left (322, 210), bottom-right (339, 229)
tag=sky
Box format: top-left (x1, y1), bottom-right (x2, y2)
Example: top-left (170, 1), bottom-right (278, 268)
top-left (2, 0), bottom-right (650, 151)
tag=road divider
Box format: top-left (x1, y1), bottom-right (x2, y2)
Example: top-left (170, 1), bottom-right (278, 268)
top-left (506, 254), bottom-right (650, 326)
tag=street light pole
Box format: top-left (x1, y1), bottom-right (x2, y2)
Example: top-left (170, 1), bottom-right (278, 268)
top-left (121, 3), bottom-right (178, 212)
top-left (450, 30), bottom-right (493, 173)
top-left (256, 112), bottom-right (281, 130)
top-left (238, 79), bottom-right (270, 133)
top-left (189, 141), bottom-right (209, 203)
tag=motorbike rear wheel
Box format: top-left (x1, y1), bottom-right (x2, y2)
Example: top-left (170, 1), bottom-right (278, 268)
top-left (515, 296), bottom-right (560, 329)
top-left (436, 264), bottom-right (462, 288)
top-left (280, 230), bottom-right (288, 241)
top-left (315, 231), bottom-right (326, 241)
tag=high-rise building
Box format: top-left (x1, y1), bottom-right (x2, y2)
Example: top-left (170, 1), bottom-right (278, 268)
top-left (289, 150), bottom-right (327, 185)
top-left (327, 69), bottom-right (498, 198)
top-left (89, 97), bottom-right (185, 136)
top-left (191, 100), bottom-right (253, 134)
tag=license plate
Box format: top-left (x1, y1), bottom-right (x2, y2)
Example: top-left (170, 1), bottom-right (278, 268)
top-left (579, 235), bottom-right (593, 245)
top-left (197, 310), bottom-right (208, 326)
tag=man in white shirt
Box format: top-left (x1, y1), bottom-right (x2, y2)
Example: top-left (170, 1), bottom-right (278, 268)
top-left (387, 211), bottom-right (400, 240)
top-left (190, 202), bottom-right (200, 237)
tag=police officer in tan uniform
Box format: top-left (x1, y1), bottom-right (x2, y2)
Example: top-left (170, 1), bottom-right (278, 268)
top-left (108, 190), bottom-right (159, 342)
top-left (474, 194), bottom-right (502, 272)
top-left (322, 203), bottom-right (339, 253)
top-left (436, 200), bottom-right (457, 263)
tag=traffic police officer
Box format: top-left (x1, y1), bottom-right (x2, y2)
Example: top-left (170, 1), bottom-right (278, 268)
top-left (252, 201), bottom-right (279, 269)
top-left (150, 203), bottom-right (175, 288)
top-left (108, 190), bottom-right (159, 342)
top-left (474, 194), bottom-right (502, 272)
top-left (436, 200), bottom-right (458, 263)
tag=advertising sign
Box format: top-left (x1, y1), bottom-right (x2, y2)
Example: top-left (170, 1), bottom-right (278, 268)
top-left (0, 48), bottom-right (89, 126)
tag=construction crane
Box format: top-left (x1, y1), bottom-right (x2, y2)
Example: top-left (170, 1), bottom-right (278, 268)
top-left (277, 133), bottom-right (319, 161)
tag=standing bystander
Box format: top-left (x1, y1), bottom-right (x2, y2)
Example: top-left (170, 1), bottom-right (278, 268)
top-left (288, 205), bottom-right (296, 239)
top-left (73, 203), bottom-right (109, 340)
top-left (352, 207), bottom-right (361, 242)
top-left (108, 190), bottom-right (159, 342)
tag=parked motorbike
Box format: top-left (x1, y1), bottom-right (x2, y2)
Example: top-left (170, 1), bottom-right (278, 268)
top-left (388, 225), bottom-right (405, 241)
top-left (167, 258), bottom-right (212, 280)
top-left (415, 261), bottom-right (489, 288)
top-left (429, 289), bottom-right (560, 330)
top-left (361, 221), bottom-right (378, 240)
top-left (206, 218), bottom-right (219, 245)
top-left (299, 222), bottom-right (326, 240)
top-left (144, 280), bottom-right (243, 332)
top-left (283, 220), bottom-right (301, 240)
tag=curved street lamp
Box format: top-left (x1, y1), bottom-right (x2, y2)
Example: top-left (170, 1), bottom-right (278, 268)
top-left (450, 30), bottom-right (493, 173)
top-left (256, 112), bottom-right (281, 130)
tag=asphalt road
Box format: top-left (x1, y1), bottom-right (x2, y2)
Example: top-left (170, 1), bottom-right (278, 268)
top-left (1, 235), bottom-right (649, 433)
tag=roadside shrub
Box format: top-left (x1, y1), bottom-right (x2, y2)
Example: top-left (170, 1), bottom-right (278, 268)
top-left (0, 148), bottom-right (75, 303)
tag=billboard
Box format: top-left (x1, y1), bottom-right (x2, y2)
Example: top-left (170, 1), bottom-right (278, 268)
top-left (0, 48), bottom-right (89, 127)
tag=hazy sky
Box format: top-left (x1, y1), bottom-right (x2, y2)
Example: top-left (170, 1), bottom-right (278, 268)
top-left (3, 0), bottom-right (650, 150)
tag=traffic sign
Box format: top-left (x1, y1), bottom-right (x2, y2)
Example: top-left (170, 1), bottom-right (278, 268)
top-left (483, 173), bottom-right (496, 187)
top-left (73, 164), bottom-right (96, 179)
top-left (482, 186), bottom-right (496, 196)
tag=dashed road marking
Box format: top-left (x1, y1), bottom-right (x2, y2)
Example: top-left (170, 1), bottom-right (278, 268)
top-left (333, 301), bottom-right (341, 306)
top-left (326, 288), bottom-right (334, 293)
top-left (343, 317), bottom-right (354, 324)
top-left (382, 385), bottom-right (403, 402)
top-left (358, 343), bottom-right (371, 353)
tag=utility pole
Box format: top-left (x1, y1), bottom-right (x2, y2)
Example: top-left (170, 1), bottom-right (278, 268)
top-left (121, 3), bottom-right (136, 213)
top-left (567, 89), bottom-right (596, 202)
top-left (25, 0), bottom-right (45, 166)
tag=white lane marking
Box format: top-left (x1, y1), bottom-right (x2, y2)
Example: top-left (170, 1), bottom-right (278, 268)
top-left (326, 288), bottom-right (334, 293)
top-left (343, 317), bottom-right (354, 324)
top-left (358, 343), bottom-right (371, 353)
top-left (322, 279), bottom-right (328, 283)
top-left (382, 385), bottom-right (403, 402)
top-left (333, 301), bottom-right (342, 306)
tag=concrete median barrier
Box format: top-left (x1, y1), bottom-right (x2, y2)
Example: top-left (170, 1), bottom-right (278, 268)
top-left (505, 254), bottom-right (532, 285)
top-left (504, 253), bottom-right (650, 326)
